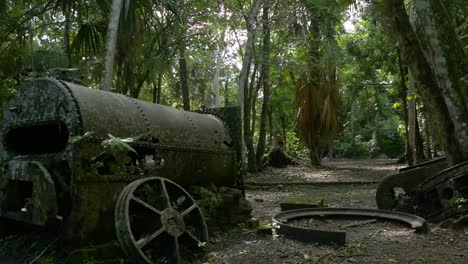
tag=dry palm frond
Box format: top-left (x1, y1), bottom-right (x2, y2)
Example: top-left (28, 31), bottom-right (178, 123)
top-left (294, 54), bottom-right (340, 163)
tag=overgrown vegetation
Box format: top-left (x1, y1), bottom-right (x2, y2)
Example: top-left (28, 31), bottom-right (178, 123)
top-left (0, 0), bottom-right (466, 167)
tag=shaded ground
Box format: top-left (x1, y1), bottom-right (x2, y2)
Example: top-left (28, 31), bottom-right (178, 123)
top-left (1, 159), bottom-right (468, 263)
top-left (207, 159), bottom-right (468, 264)
top-left (246, 158), bottom-right (402, 184)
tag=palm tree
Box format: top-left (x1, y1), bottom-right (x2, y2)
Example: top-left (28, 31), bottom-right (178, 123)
top-left (101, 0), bottom-right (124, 91)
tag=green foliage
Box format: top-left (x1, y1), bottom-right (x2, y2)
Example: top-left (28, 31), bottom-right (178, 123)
top-left (190, 186), bottom-right (222, 215)
top-left (1, 0), bottom-right (441, 163)
top-left (98, 134), bottom-right (137, 173)
top-left (336, 14), bottom-right (405, 159)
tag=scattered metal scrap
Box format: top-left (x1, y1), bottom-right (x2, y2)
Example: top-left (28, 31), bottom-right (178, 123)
top-left (376, 157), bottom-right (448, 211)
top-left (272, 208), bottom-right (428, 245)
top-left (377, 159), bottom-right (468, 222)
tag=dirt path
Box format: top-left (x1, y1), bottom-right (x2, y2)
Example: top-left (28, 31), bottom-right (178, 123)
top-left (207, 159), bottom-right (468, 264)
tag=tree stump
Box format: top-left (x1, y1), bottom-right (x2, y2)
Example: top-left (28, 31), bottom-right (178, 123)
top-left (266, 137), bottom-right (297, 168)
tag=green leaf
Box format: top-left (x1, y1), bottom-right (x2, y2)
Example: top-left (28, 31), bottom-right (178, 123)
top-left (101, 134), bottom-right (137, 154)
top-left (71, 131), bottom-right (95, 144)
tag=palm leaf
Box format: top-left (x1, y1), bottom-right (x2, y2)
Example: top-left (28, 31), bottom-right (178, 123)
top-left (71, 20), bottom-right (107, 57)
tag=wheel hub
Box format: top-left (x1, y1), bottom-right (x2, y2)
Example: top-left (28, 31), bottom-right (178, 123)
top-left (161, 208), bottom-right (185, 237)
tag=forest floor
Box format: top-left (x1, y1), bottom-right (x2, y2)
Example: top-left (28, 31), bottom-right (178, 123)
top-left (1, 158), bottom-right (468, 263)
top-left (207, 158), bottom-right (468, 264)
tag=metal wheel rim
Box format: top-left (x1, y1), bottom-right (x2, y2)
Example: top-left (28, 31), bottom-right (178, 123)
top-left (115, 177), bottom-right (208, 264)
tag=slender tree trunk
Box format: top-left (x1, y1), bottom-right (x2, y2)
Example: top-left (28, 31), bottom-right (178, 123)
top-left (251, 74), bottom-right (262, 138)
top-left (381, 0), bottom-right (465, 165)
top-left (268, 105), bottom-right (273, 145)
top-left (224, 77), bottom-right (229, 106)
top-left (213, 28), bottom-right (226, 107)
top-left (152, 84), bottom-right (157, 104)
top-left (0, 0), bottom-right (5, 17)
top-left (179, 40), bottom-right (190, 111)
top-left (350, 98), bottom-right (356, 157)
top-left (156, 74), bottom-right (162, 104)
top-left (152, 74), bottom-right (162, 104)
top-left (63, 0), bottom-right (72, 67)
top-left (245, 62), bottom-right (257, 172)
top-left (280, 115), bottom-right (287, 145)
top-left (422, 106), bottom-right (434, 157)
top-left (397, 49), bottom-right (414, 165)
top-left (238, 0), bottom-right (263, 172)
top-left (29, 21), bottom-right (35, 73)
top-left (256, 1), bottom-right (271, 166)
top-left (415, 107), bottom-right (426, 161)
top-left (423, 114), bottom-right (432, 159)
top-left (327, 136), bottom-right (335, 158)
top-left (407, 71), bottom-right (417, 165)
top-left (101, 0), bottom-right (123, 91)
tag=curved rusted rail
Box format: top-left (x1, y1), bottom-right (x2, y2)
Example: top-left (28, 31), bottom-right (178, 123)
top-left (273, 208), bottom-right (429, 245)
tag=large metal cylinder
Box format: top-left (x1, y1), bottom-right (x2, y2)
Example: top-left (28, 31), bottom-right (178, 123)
top-left (0, 78), bottom-right (239, 239)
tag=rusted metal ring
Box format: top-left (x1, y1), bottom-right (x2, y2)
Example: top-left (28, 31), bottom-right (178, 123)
top-left (272, 208), bottom-right (429, 245)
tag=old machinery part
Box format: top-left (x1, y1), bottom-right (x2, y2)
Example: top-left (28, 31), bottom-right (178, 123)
top-left (376, 157), bottom-right (448, 211)
top-left (414, 160), bottom-right (468, 221)
top-left (272, 208), bottom-right (428, 245)
top-left (115, 177), bottom-right (208, 264)
top-left (398, 156), bottom-right (447, 172)
top-left (0, 78), bottom-right (241, 241)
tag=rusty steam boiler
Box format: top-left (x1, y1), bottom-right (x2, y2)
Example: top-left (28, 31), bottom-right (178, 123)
top-left (0, 78), bottom-right (242, 263)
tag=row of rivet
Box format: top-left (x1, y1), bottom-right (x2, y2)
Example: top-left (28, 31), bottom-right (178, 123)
top-left (54, 78), bottom-right (84, 134)
top-left (182, 111), bottom-right (201, 145)
top-left (127, 97), bottom-right (152, 135)
top-left (84, 135), bottom-right (232, 154)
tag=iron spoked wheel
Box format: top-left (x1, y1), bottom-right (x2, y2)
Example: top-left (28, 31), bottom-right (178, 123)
top-left (115, 177), bottom-right (208, 264)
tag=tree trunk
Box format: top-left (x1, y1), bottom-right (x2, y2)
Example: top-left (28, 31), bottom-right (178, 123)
top-left (407, 71), bottom-right (417, 165)
top-left (179, 41), bottom-right (190, 111)
top-left (397, 48), bottom-right (414, 165)
top-left (212, 28), bottom-right (226, 108)
top-left (63, 0), bottom-right (72, 67)
top-left (256, 1), bottom-right (271, 166)
top-left (0, 0), bottom-right (5, 16)
top-left (224, 77), bottom-right (229, 106)
top-left (350, 98), bottom-right (356, 157)
top-left (415, 107), bottom-right (426, 161)
top-left (326, 135), bottom-right (334, 158)
top-left (157, 74), bottom-right (162, 104)
top-left (251, 74), bottom-right (262, 138)
top-left (245, 62), bottom-right (257, 172)
top-left (238, 0), bottom-right (264, 171)
top-left (101, 0), bottom-right (123, 91)
top-left (414, 0), bottom-right (468, 159)
top-left (381, 0), bottom-right (466, 165)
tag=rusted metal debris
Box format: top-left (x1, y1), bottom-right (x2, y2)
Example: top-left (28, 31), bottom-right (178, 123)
top-left (272, 208), bottom-right (428, 245)
top-left (0, 78), bottom-right (241, 244)
top-left (115, 177), bottom-right (208, 264)
top-left (376, 157), bottom-right (448, 211)
top-left (412, 161), bottom-right (468, 221)
top-left (377, 159), bottom-right (468, 222)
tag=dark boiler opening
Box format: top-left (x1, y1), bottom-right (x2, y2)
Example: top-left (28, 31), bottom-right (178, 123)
top-left (5, 121), bottom-right (69, 155)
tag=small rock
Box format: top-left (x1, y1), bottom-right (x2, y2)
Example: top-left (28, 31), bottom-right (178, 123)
top-left (280, 196), bottom-right (325, 211)
top-left (257, 224), bottom-right (273, 235)
top-left (206, 252), bottom-right (217, 263)
top-left (347, 258), bottom-right (358, 263)
top-left (245, 218), bottom-right (260, 228)
top-left (303, 253), bottom-right (310, 260)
